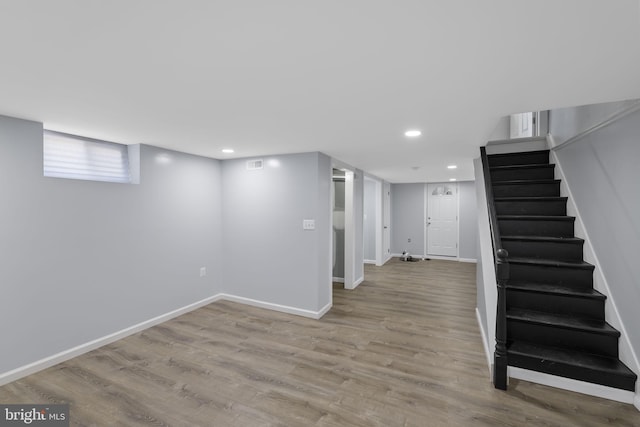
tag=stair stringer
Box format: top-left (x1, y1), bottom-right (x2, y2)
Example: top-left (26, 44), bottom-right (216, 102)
top-left (508, 366), bottom-right (635, 404)
top-left (543, 148), bottom-right (640, 407)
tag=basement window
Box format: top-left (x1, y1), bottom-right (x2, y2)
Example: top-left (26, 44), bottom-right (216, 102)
top-left (43, 130), bottom-right (133, 184)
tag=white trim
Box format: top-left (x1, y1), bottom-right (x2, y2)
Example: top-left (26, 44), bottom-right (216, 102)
top-left (476, 307), bottom-right (492, 379)
top-left (219, 294), bottom-right (329, 319)
top-left (0, 292), bottom-right (335, 387)
top-left (346, 276), bottom-right (364, 290)
top-left (485, 136), bottom-right (548, 155)
top-left (0, 293), bottom-right (224, 387)
top-left (634, 393), bottom-right (640, 411)
top-left (551, 100), bottom-right (640, 151)
top-left (487, 135), bottom-right (548, 146)
top-left (551, 151), bottom-right (640, 388)
top-left (459, 258), bottom-right (477, 263)
top-left (344, 170), bottom-right (356, 290)
top-left (509, 367), bottom-right (635, 404)
top-left (332, 277), bottom-right (345, 283)
top-left (316, 301), bottom-right (333, 319)
top-left (363, 259), bottom-right (376, 265)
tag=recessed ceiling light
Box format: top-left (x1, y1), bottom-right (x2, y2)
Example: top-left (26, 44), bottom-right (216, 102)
top-left (447, 165), bottom-right (457, 169)
top-left (404, 130), bottom-right (422, 137)
top-left (221, 148), bottom-right (234, 154)
top-left (449, 178), bottom-right (457, 181)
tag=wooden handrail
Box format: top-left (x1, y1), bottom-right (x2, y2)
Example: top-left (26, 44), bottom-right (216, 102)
top-left (480, 146), bottom-right (509, 390)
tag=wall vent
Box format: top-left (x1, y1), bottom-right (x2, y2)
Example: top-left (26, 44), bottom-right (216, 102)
top-left (246, 159), bottom-right (263, 170)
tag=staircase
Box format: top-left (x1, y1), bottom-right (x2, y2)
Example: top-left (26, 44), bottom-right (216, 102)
top-left (487, 149), bottom-right (637, 392)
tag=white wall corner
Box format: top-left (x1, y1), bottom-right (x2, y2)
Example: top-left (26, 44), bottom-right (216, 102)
top-left (219, 294), bottom-right (327, 319)
top-left (346, 276), bottom-right (364, 290)
top-left (634, 393), bottom-right (640, 411)
top-left (459, 258), bottom-right (477, 263)
top-left (316, 302), bottom-right (333, 319)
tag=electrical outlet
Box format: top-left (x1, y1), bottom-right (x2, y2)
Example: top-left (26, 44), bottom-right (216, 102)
top-left (408, 238), bottom-right (411, 243)
top-left (200, 267), bottom-right (206, 277)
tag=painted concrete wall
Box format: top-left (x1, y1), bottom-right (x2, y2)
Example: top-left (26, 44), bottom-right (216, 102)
top-left (221, 152), bottom-right (331, 313)
top-left (549, 99), bottom-right (639, 147)
top-left (0, 115), bottom-right (223, 375)
top-left (551, 104), bottom-right (640, 371)
top-left (458, 181), bottom-right (478, 260)
top-left (390, 182), bottom-right (478, 260)
top-left (391, 184), bottom-right (425, 256)
top-left (363, 179), bottom-right (377, 261)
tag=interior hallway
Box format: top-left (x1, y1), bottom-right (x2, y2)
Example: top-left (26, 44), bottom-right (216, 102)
top-left (0, 260), bottom-right (637, 426)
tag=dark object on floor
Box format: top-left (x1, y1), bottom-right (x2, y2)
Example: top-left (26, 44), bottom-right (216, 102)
top-left (401, 251), bottom-right (421, 262)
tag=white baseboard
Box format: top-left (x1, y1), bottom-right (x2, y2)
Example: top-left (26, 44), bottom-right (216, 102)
top-left (332, 277), bottom-right (345, 283)
top-left (0, 291), bottom-right (334, 387)
top-left (363, 259), bottom-right (376, 265)
top-left (476, 308), bottom-right (492, 379)
top-left (218, 294), bottom-right (329, 320)
top-left (509, 367), bottom-right (636, 405)
top-left (316, 302), bottom-right (333, 319)
top-left (353, 276), bottom-right (364, 289)
top-left (0, 293), bottom-right (224, 387)
top-left (459, 258), bottom-right (477, 263)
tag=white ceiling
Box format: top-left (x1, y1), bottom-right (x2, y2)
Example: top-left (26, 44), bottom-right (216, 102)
top-left (1, 1), bottom-right (639, 183)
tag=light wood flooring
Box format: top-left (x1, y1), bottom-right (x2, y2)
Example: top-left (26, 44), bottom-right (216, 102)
top-left (1, 259), bottom-right (638, 426)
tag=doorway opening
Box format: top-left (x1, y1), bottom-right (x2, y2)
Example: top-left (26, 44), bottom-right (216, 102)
top-left (332, 169), bottom-right (346, 285)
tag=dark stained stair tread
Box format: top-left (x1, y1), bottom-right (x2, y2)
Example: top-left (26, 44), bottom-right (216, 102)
top-left (493, 179), bottom-right (560, 185)
top-left (502, 236), bottom-right (583, 243)
top-left (507, 282), bottom-right (604, 299)
top-left (507, 341), bottom-right (637, 391)
top-left (498, 215), bottom-right (574, 221)
top-left (507, 308), bottom-right (619, 336)
top-left (494, 196), bottom-right (567, 202)
top-left (508, 257), bottom-right (594, 269)
top-left (487, 148), bottom-right (635, 392)
top-left (487, 150), bottom-right (550, 167)
top-left (507, 281), bottom-right (605, 299)
top-left (490, 164), bottom-right (554, 171)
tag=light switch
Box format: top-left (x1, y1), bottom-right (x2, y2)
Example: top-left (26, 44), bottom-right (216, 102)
top-left (303, 219), bottom-right (315, 230)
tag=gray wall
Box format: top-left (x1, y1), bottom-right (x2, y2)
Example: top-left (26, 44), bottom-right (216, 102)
top-left (458, 181), bottom-right (478, 260)
top-left (551, 105), bottom-right (640, 365)
top-left (549, 99), bottom-right (638, 147)
top-left (391, 182), bottom-right (478, 260)
top-left (391, 183), bottom-right (425, 256)
top-left (363, 179), bottom-right (377, 261)
top-left (0, 115), bottom-right (223, 375)
top-left (221, 152), bottom-right (331, 312)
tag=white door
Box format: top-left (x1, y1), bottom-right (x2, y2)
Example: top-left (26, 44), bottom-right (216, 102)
top-left (427, 183), bottom-right (458, 257)
top-left (383, 183), bottom-right (391, 261)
